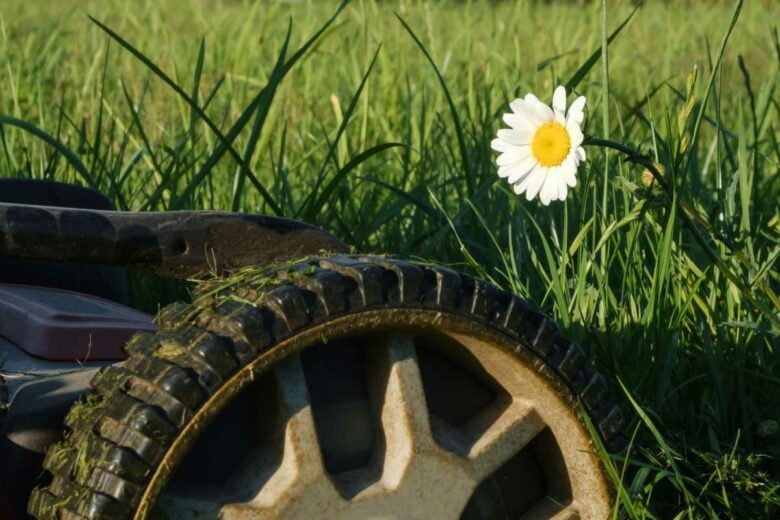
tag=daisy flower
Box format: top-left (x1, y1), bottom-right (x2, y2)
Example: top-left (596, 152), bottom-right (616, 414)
top-left (491, 85), bottom-right (586, 205)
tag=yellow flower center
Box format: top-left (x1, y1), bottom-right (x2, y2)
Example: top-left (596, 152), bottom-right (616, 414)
top-left (531, 122), bottom-right (571, 167)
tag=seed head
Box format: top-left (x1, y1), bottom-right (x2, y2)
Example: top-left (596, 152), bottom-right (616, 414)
top-left (641, 163), bottom-right (665, 188)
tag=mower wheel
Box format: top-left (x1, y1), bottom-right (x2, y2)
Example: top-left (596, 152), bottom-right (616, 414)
top-left (28, 255), bottom-right (623, 520)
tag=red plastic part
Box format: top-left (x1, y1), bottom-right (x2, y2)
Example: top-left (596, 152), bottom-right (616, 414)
top-left (0, 284), bottom-right (156, 361)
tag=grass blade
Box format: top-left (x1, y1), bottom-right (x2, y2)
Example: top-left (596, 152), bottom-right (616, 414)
top-left (305, 142), bottom-right (405, 222)
top-left (301, 45), bottom-right (384, 221)
top-left (397, 13), bottom-right (473, 196)
top-left (0, 115), bottom-right (95, 188)
top-left (231, 21), bottom-right (291, 212)
top-left (564, 3), bottom-right (639, 92)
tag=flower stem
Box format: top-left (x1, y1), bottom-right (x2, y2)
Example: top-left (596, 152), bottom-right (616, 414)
top-left (584, 135), bottom-right (780, 330)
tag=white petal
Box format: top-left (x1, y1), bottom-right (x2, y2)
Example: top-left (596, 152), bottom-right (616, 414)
top-left (510, 98), bottom-right (538, 128)
top-left (525, 168), bottom-right (548, 201)
top-left (510, 99), bottom-right (544, 129)
top-left (524, 93), bottom-right (555, 123)
top-left (509, 169), bottom-right (533, 185)
top-left (549, 164), bottom-right (571, 200)
top-left (496, 148), bottom-right (532, 167)
top-left (552, 85), bottom-right (567, 124)
top-left (498, 164), bottom-right (521, 180)
top-left (514, 170), bottom-right (534, 195)
top-left (564, 169), bottom-right (577, 188)
top-left (557, 179), bottom-right (568, 201)
top-left (509, 98), bottom-right (524, 113)
top-left (507, 155), bottom-right (537, 184)
top-left (567, 96), bottom-right (586, 125)
top-left (539, 187), bottom-right (553, 206)
top-left (497, 128), bottom-right (533, 146)
top-left (497, 155), bottom-right (522, 167)
top-left (497, 158), bottom-right (527, 178)
top-left (566, 119), bottom-right (584, 147)
top-left (502, 112), bottom-right (523, 129)
top-left (539, 167), bottom-right (560, 205)
top-left (552, 86), bottom-right (567, 113)
top-left (575, 146), bottom-right (586, 162)
top-left (513, 165), bottom-right (538, 194)
top-left (491, 138), bottom-right (512, 153)
top-left (561, 156), bottom-right (578, 187)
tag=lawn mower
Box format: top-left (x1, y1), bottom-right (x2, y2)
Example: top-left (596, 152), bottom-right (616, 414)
top-left (0, 178), bottom-right (624, 519)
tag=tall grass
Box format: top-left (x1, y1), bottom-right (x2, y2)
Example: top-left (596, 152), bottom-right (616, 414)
top-left (1, 0), bottom-right (779, 517)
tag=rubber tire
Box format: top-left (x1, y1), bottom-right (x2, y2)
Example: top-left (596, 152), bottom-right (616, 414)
top-left (27, 255), bottom-right (625, 520)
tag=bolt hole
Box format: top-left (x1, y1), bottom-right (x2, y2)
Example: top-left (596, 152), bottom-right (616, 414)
top-left (173, 239), bottom-right (189, 255)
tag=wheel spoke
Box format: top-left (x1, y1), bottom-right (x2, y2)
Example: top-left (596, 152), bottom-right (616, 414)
top-left (520, 500), bottom-right (580, 520)
top-left (375, 334), bottom-right (435, 483)
top-left (466, 398), bottom-right (546, 480)
top-left (222, 355), bottom-right (341, 518)
top-left (271, 354), bottom-right (327, 480)
top-left (549, 505), bottom-right (580, 520)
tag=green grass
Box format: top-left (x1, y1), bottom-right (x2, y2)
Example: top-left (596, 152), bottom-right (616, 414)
top-left (2, 0), bottom-right (779, 517)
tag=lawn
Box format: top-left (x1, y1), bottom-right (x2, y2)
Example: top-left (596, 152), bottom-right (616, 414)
top-left (1, 0), bottom-right (779, 517)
